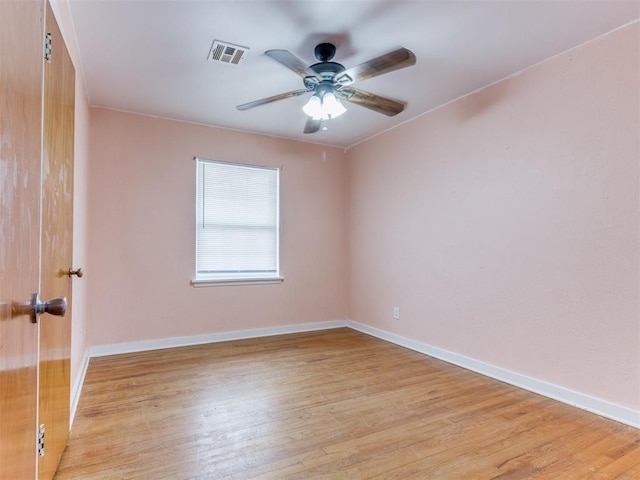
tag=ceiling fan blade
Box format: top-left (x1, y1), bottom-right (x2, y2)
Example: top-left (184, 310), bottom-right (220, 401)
top-left (237, 89), bottom-right (308, 111)
top-left (337, 87), bottom-right (406, 117)
top-left (265, 50), bottom-right (318, 79)
top-left (336, 47), bottom-right (416, 85)
top-left (303, 117), bottom-right (322, 134)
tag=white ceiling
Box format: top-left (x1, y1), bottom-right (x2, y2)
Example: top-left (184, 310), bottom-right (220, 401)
top-left (68, 0), bottom-right (639, 148)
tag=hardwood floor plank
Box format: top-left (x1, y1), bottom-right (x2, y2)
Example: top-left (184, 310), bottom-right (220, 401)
top-left (55, 328), bottom-right (640, 479)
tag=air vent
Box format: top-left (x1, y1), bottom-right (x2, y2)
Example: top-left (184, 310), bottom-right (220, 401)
top-left (208, 40), bottom-right (248, 65)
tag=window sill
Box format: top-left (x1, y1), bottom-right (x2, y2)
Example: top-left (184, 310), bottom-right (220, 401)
top-left (191, 277), bottom-right (284, 288)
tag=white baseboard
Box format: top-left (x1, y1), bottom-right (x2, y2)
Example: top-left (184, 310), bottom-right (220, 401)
top-left (89, 320), bottom-right (348, 358)
top-left (70, 349), bottom-right (90, 428)
top-left (347, 320), bottom-right (639, 429)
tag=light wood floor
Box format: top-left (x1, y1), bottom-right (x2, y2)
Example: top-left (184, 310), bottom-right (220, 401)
top-left (55, 328), bottom-right (640, 479)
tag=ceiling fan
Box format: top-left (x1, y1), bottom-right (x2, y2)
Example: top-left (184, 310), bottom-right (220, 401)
top-left (237, 42), bottom-right (416, 134)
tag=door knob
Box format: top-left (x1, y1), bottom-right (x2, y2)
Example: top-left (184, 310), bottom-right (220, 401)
top-left (30, 293), bottom-right (67, 323)
top-left (68, 268), bottom-right (83, 278)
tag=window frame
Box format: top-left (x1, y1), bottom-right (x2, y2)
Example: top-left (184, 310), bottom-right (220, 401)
top-left (192, 157), bottom-right (283, 287)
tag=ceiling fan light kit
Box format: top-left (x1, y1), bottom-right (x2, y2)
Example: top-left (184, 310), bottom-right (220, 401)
top-left (302, 91), bottom-right (347, 120)
top-left (237, 42), bottom-right (416, 134)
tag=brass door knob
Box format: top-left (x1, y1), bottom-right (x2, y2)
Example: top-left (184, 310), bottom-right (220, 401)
top-left (68, 268), bottom-right (83, 278)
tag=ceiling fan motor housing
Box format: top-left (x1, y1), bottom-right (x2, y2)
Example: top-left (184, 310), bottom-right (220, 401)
top-left (305, 62), bottom-right (346, 89)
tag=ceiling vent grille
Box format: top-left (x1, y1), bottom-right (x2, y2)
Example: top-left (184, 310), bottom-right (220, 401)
top-left (208, 40), bottom-right (248, 65)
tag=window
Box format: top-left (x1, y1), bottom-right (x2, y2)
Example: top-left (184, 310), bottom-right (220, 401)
top-left (194, 158), bottom-right (281, 285)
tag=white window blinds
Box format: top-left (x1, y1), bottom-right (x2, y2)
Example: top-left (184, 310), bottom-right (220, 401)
top-left (195, 158), bottom-right (279, 281)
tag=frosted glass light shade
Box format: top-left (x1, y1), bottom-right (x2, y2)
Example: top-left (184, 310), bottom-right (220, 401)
top-left (302, 94), bottom-right (323, 119)
top-left (322, 92), bottom-right (346, 118)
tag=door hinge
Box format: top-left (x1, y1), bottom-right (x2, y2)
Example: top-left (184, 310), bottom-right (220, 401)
top-left (37, 424), bottom-right (45, 457)
top-left (44, 33), bottom-right (52, 63)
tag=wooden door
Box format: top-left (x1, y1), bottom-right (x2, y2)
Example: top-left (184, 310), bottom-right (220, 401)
top-left (0, 1), bottom-right (44, 480)
top-left (0, 1), bottom-right (75, 479)
top-left (38, 3), bottom-right (75, 479)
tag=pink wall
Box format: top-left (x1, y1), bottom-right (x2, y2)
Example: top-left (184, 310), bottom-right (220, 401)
top-left (347, 23), bottom-right (639, 409)
top-left (87, 110), bottom-right (349, 346)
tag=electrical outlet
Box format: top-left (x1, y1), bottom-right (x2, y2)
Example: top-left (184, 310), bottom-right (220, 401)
top-left (393, 306), bottom-right (400, 319)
